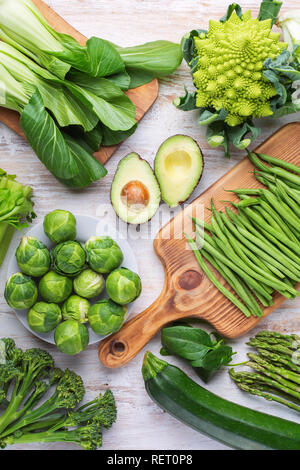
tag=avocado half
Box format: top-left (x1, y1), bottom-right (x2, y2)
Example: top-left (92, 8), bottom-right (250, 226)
top-left (154, 135), bottom-right (203, 208)
top-left (111, 153), bottom-right (161, 224)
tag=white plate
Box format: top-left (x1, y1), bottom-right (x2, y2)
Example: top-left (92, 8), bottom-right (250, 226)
top-left (6, 214), bottom-right (139, 346)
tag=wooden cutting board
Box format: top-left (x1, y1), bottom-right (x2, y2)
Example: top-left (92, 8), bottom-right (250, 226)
top-left (98, 122), bottom-right (300, 368)
top-left (0, 0), bottom-right (159, 165)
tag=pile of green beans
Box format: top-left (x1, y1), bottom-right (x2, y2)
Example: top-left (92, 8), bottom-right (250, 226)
top-left (186, 151), bottom-right (300, 318)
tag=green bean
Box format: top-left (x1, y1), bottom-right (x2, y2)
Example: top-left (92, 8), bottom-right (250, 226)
top-left (201, 249), bottom-right (263, 317)
top-left (275, 181), bottom-right (300, 219)
top-left (256, 171), bottom-right (300, 191)
top-left (261, 189), bottom-right (300, 233)
top-left (249, 152), bottom-right (300, 187)
top-left (223, 210), bottom-right (300, 290)
top-left (225, 188), bottom-right (261, 196)
top-left (255, 152), bottom-right (300, 176)
top-left (241, 207), bottom-right (300, 275)
top-left (244, 196), bottom-right (300, 253)
top-left (225, 208), bottom-right (299, 280)
top-left (186, 236), bottom-right (252, 318)
top-left (202, 233), bottom-right (292, 301)
top-left (245, 208), bottom-right (300, 269)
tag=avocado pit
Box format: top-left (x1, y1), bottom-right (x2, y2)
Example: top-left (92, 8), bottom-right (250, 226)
top-left (121, 180), bottom-right (150, 212)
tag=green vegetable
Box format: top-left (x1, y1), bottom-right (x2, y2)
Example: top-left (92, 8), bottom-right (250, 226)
top-left (19, 90), bottom-right (107, 189)
top-left (0, 338), bottom-right (116, 450)
top-left (177, 1), bottom-right (300, 157)
top-left (52, 241), bottom-right (86, 278)
top-left (62, 295), bottom-right (90, 324)
top-left (16, 236), bottom-right (50, 277)
top-left (230, 331), bottom-right (300, 414)
top-left (88, 299), bottom-right (127, 336)
top-left (73, 269), bottom-right (105, 299)
top-left (106, 268), bottom-right (142, 305)
top-left (142, 351), bottom-right (300, 450)
top-left (0, 0), bottom-right (182, 186)
top-left (0, 41), bottom-right (98, 131)
top-left (161, 325), bottom-right (234, 382)
top-left (0, 168), bottom-right (35, 267)
top-left (54, 320), bottom-right (89, 356)
top-left (85, 236), bottom-right (123, 274)
top-left (39, 271), bottom-right (73, 304)
top-left (4, 273), bottom-right (37, 310)
top-left (27, 302), bottom-right (62, 333)
top-left (0, 0), bottom-right (182, 86)
top-left (43, 210), bottom-right (76, 244)
top-left (114, 41), bottom-right (183, 88)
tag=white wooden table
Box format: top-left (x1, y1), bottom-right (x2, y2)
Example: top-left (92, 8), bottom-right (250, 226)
top-left (1, 0), bottom-right (300, 451)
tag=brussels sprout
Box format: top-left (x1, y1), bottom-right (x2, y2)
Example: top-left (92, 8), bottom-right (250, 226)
top-left (39, 271), bottom-right (73, 303)
top-left (16, 236), bottom-right (50, 277)
top-left (52, 241), bottom-right (86, 277)
top-left (62, 295), bottom-right (90, 323)
top-left (88, 299), bottom-right (127, 336)
top-left (43, 210), bottom-right (76, 244)
top-left (73, 269), bottom-right (105, 299)
top-left (4, 273), bottom-right (38, 310)
top-left (27, 302), bottom-right (62, 333)
top-left (106, 268), bottom-right (142, 305)
top-left (54, 320), bottom-right (89, 355)
top-left (85, 236), bottom-right (123, 274)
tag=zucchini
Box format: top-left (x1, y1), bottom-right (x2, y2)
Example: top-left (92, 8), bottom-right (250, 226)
top-left (142, 352), bottom-right (300, 450)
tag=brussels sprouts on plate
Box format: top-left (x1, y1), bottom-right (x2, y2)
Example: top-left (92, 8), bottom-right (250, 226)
top-left (73, 269), bottom-right (105, 299)
top-left (5, 272), bottom-right (38, 310)
top-left (88, 299), bottom-right (127, 336)
top-left (27, 302), bottom-right (62, 333)
top-left (16, 236), bottom-right (50, 277)
top-left (52, 241), bottom-right (86, 277)
top-left (39, 271), bottom-right (73, 304)
top-left (106, 268), bottom-right (142, 305)
top-left (54, 320), bottom-right (89, 355)
top-left (85, 236), bottom-right (123, 274)
top-left (62, 295), bottom-right (90, 324)
top-left (43, 210), bottom-right (76, 244)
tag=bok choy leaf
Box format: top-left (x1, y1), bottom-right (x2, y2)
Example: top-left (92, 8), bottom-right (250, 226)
top-left (20, 91), bottom-right (107, 188)
top-left (0, 42), bottom-right (98, 131)
top-left (114, 41), bottom-right (183, 88)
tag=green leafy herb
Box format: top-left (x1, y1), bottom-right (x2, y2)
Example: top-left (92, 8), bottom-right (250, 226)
top-left (161, 325), bottom-right (235, 382)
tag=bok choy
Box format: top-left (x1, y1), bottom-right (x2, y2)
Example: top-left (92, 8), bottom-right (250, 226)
top-left (0, 62), bottom-right (107, 188)
top-left (0, 0), bottom-right (182, 88)
top-left (0, 0), bottom-right (182, 188)
top-left (0, 169), bottom-right (35, 267)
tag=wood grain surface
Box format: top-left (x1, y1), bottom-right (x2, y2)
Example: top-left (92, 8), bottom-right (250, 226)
top-left (1, 0), bottom-right (300, 451)
top-left (0, 0), bottom-right (159, 165)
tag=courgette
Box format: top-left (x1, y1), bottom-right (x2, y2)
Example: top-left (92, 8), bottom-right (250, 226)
top-left (142, 352), bottom-right (300, 450)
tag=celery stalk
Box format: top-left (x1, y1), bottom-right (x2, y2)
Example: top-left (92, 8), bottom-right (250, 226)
top-left (0, 223), bottom-right (15, 267)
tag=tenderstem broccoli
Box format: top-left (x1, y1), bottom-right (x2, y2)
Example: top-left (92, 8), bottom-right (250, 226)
top-left (0, 338), bottom-right (117, 450)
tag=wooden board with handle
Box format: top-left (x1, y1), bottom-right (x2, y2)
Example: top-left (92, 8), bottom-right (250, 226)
top-left (98, 123), bottom-right (300, 368)
top-left (0, 0), bottom-right (159, 165)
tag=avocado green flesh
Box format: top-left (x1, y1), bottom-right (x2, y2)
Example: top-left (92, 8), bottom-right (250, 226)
top-left (111, 153), bottom-right (161, 224)
top-left (154, 135), bottom-right (203, 208)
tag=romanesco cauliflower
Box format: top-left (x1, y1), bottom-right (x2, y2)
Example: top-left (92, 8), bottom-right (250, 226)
top-left (193, 11), bottom-right (286, 126)
top-left (176, 1), bottom-right (300, 157)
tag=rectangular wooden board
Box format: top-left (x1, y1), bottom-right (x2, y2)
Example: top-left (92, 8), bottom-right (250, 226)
top-left (0, 0), bottom-right (159, 165)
